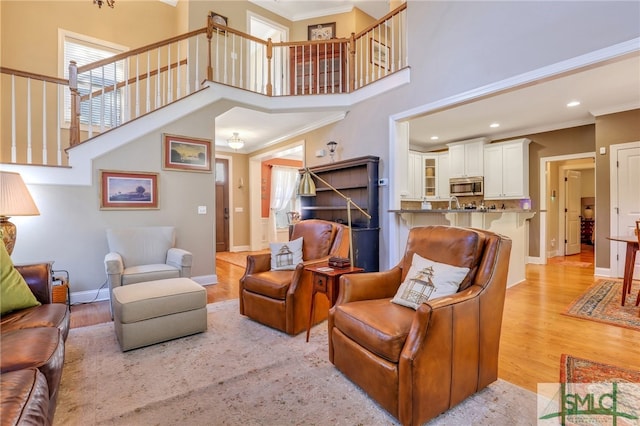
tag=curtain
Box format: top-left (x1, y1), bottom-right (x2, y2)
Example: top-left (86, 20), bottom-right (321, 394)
top-left (269, 166), bottom-right (299, 241)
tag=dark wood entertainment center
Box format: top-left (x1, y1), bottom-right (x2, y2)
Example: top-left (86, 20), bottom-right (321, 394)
top-left (299, 156), bottom-right (379, 271)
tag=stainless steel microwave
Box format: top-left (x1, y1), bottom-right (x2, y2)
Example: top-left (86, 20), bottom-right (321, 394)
top-left (450, 177), bottom-right (483, 196)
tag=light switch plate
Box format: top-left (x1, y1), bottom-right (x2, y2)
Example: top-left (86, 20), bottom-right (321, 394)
top-left (198, 206), bottom-right (207, 214)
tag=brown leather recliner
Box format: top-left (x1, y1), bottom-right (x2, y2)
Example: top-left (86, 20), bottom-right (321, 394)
top-left (328, 225), bottom-right (512, 426)
top-left (240, 219), bottom-right (349, 335)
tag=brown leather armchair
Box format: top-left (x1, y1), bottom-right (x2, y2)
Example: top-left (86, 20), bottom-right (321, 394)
top-left (328, 226), bottom-right (512, 426)
top-left (240, 219), bottom-right (349, 335)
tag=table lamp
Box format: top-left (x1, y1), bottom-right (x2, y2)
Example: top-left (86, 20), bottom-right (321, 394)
top-left (298, 168), bottom-right (371, 267)
top-left (0, 171), bottom-right (40, 255)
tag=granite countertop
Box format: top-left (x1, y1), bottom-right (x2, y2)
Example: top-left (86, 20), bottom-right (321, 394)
top-left (390, 209), bottom-right (534, 214)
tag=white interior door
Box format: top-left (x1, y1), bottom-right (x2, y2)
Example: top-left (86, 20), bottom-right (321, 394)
top-left (614, 144), bottom-right (640, 278)
top-left (564, 170), bottom-right (581, 255)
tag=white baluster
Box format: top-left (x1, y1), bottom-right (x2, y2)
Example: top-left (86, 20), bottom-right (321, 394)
top-left (27, 78), bottom-right (32, 163)
top-left (42, 80), bottom-right (47, 165)
top-left (11, 75), bottom-right (16, 163)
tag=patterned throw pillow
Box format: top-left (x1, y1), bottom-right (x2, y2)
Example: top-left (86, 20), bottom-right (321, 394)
top-left (391, 253), bottom-right (470, 310)
top-left (270, 237), bottom-right (303, 271)
top-left (0, 242), bottom-right (41, 315)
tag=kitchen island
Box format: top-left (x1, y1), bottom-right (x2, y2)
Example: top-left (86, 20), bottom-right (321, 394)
top-left (390, 209), bottom-right (535, 287)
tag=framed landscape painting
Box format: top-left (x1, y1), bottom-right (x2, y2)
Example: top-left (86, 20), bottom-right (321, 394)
top-left (163, 134), bottom-right (212, 173)
top-left (100, 170), bottom-right (158, 210)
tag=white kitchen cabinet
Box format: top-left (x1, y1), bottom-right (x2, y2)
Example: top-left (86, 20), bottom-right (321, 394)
top-left (405, 151), bottom-right (449, 201)
top-left (436, 152), bottom-right (450, 200)
top-left (483, 138), bottom-right (531, 200)
top-left (406, 150), bottom-right (424, 200)
top-left (423, 154), bottom-right (437, 199)
top-left (447, 138), bottom-right (486, 178)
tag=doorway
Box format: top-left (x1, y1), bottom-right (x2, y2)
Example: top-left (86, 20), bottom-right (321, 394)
top-left (248, 12), bottom-right (289, 95)
top-left (539, 153), bottom-right (596, 263)
top-left (248, 141), bottom-right (304, 251)
top-left (215, 158), bottom-right (230, 252)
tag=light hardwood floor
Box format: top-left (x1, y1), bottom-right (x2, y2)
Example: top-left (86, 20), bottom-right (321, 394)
top-left (68, 245), bottom-right (640, 393)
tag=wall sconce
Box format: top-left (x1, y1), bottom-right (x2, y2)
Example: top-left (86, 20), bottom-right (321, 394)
top-left (327, 141), bottom-right (338, 163)
top-left (551, 190), bottom-right (556, 201)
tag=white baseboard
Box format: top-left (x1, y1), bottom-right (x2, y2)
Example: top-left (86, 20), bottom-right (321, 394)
top-left (507, 278), bottom-right (526, 288)
top-left (192, 274), bottom-right (218, 285)
top-left (229, 245), bottom-right (250, 252)
top-left (69, 274), bottom-right (218, 305)
top-left (70, 287), bottom-right (110, 305)
top-left (527, 256), bottom-right (545, 265)
top-left (594, 267), bottom-right (612, 278)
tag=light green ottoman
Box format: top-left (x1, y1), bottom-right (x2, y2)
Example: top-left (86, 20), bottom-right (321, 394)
top-left (112, 278), bottom-right (207, 351)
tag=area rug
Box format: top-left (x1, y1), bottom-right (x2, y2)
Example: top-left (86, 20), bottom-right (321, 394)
top-left (563, 280), bottom-right (640, 331)
top-left (560, 354), bottom-right (640, 384)
top-left (55, 299), bottom-right (538, 425)
top-left (540, 355), bottom-right (640, 424)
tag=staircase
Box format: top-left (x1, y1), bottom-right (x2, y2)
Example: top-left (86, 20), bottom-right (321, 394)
top-left (0, 5), bottom-right (408, 178)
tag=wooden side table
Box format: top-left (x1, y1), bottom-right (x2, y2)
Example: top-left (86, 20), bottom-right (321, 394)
top-left (305, 264), bottom-right (364, 342)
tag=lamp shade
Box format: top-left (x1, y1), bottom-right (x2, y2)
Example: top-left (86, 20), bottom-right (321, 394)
top-left (0, 172), bottom-right (40, 217)
top-left (298, 170), bottom-right (316, 196)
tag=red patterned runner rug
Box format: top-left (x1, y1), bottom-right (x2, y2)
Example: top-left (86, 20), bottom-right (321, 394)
top-left (563, 280), bottom-right (640, 331)
top-left (561, 354), bottom-right (640, 384)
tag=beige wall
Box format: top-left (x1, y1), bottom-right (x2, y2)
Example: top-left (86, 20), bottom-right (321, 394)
top-left (523, 125), bottom-right (596, 258)
top-left (0, 0), bottom-right (184, 164)
top-left (0, 1), bottom-right (182, 74)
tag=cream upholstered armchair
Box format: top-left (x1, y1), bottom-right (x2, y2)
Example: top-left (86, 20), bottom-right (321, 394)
top-left (104, 226), bottom-right (192, 314)
top-left (328, 226), bottom-right (512, 426)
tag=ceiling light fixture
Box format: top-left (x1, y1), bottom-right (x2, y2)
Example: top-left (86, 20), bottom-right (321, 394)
top-left (490, 123), bottom-right (500, 128)
top-left (430, 136), bottom-right (439, 141)
top-left (227, 132), bottom-right (245, 150)
top-left (94, 0), bottom-right (115, 8)
top-left (567, 100), bottom-right (581, 107)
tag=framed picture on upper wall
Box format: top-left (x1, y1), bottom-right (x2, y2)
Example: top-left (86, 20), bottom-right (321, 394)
top-left (162, 134), bottom-right (212, 173)
top-left (100, 170), bottom-right (158, 210)
top-left (308, 22), bottom-right (336, 41)
top-left (370, 39), bottom-right (390, 70)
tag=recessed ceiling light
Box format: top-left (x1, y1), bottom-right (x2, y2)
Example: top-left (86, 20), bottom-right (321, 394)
top-left (489, 123), bottom-right (500, 128)
top-left (430, 136), bottom-right (439, 140)
top-left (567, 100), bottom-right (581, 107)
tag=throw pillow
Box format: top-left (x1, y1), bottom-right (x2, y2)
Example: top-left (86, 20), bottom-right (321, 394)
top-left (391, 253), bottom-right (470, 310)
top-left (0, 242), bottom-right (41, 315)
top-left (270, 237), bottom-right (303, 271)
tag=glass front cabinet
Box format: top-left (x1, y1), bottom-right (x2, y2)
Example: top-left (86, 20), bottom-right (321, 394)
top-left (407, 151), bottom-right (449, 201)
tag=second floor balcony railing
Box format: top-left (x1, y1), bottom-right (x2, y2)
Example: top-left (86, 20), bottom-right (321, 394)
top-left (0, 3), bottom-right (407, 167)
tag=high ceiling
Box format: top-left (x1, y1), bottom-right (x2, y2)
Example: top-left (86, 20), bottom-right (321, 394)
top-left (216, 2), bottom-right (640, 155)
top-left (248, 0), bottom-right (391, 21)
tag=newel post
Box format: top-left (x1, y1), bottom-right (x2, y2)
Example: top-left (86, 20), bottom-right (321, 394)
top-left (266, 38), bottom-right (273, 96)
top-left (349, 33), bottom-right (356, 92)
top-left (206, 14), bottom-right (213, 81)
top-left (68, 61), bottom-right (80, 147)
